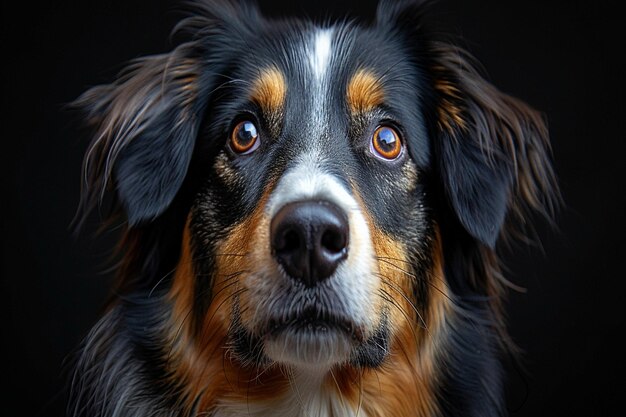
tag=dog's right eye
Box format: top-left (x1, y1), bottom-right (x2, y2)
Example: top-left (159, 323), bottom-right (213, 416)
top-left (230, 120), bottom-right (260, 154)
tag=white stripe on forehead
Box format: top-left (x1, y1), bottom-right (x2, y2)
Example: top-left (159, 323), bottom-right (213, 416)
top-left (310, 29), bottom-right (333, 79)
top-left (306, 28), bottom-right (335, 155)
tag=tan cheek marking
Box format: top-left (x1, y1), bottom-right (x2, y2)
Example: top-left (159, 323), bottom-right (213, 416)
top-left (370, 227), bottom-right (413, 332)
top-left (359, 228), bottom-right (452, 417)
top-left (169, 218), bottom-right (197, 330)
top-left (166, 218), bottom-right (218, 412)
top-left (250, 66), bottom-right (287, 115)
top-left (214, 195), bottom-right (272, 329)
top-left (327, 189), bottom-right (452, 417)
top-left (166, 187), bottom-right (290, 412)
top-left (346, 68), bottom-right (385, 114)
top-left (349, 184), bottom-right (413, 331)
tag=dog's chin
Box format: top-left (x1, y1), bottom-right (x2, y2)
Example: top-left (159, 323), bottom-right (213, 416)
top-left (261, 316), bottom-right (363, 369)
top-left (232, 309), bottom-right (390, 370)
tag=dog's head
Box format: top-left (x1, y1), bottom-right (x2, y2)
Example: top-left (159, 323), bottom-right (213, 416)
top-left (75, 0), bottom-right (557, 413)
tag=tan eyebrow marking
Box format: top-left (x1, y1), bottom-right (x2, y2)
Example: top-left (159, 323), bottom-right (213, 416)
top-left (346, 68), bottom-right (385, 113)
top-left (249, 66), bottom-right (287, 114)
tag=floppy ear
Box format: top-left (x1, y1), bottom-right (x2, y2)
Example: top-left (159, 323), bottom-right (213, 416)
top-left (377, 0), bottom-right (557, 247)
top-left (75, 0), bottom-right (262, 226)
top-left (429, 44), bottom-right (558, 247)
top-left (76, 48), bottom-right (210, 226)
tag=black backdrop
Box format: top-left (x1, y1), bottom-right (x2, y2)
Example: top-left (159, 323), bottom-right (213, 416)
top-left (3, 1), bottom-right (624, 416)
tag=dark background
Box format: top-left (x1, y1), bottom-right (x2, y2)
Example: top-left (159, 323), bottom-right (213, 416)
top-left (2, 0), bottom-right (624, 416)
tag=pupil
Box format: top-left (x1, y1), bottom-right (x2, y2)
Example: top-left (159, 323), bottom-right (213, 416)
top-left (378, 128), bottom-right (396, 150)
top-left (238, 121), bottom-right (257, 144)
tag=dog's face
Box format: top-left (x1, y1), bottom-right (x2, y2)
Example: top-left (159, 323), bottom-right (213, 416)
top-left (187, 23), bottom-right (433, 369)
top-left (75, 1), bottom-right (557, 414)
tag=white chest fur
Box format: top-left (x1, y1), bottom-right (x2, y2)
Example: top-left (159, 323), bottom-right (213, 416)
top-left (213, 371), bottom-right (366, 417)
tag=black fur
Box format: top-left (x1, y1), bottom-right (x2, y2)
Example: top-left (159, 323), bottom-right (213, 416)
top-left (71, 1), bottom-right (558, 416)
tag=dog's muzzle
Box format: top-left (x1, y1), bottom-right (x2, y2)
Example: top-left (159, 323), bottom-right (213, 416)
top-left (232, 172), bottom-right (388, 368)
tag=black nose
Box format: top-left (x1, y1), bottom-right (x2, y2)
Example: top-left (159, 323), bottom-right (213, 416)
top-left (271, 200), bottom-right (349, 287)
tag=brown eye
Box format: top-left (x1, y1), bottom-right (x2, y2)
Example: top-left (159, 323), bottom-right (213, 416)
top-left (230, 120), bottom-right (259, 154)
top-left (371, 126), bottom-right (402, 160)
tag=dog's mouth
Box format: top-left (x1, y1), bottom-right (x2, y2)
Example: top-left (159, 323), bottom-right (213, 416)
top-left (265, 307), bottom-right (365, 342)
top-left (232, 302), bottom-right (389, 369)
top-left (260, 308), bottom-right (363, 368)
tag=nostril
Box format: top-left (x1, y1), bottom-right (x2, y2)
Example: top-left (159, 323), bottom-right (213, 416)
top-left (321, 227), bottom-right (347, 254)
top-left (275, 228), bottom-right (302, 253)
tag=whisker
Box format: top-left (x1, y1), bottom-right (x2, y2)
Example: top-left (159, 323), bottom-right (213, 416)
top-left (148, 267), bottom-right (176, 296)
top-left (151, 253), bottom-right (249, 281)
top-left (193, 291), bottom-right (249, 391)
top-left (200, 287), bottom-right (248, 340)
top-left (167, 302), bottom-right (196, 362)
top-left (329, 368), bottom-right (348, 411)
top-left (356, 367), bottom-right (365, 417)
top-left (376, 274), bottom-right (430, 337)
top-left (392, 332), bottom-right (425, 389)
top-left (377, 257), bottom-right (455, 305)
top-left (286, 366), bottom-right (306, 411)
top-left (376, 255), bottom-right (450, 289)
top-left (214, 252), bottom-right (250, 258)
top-left (221, 335), bottom-right (237, 393)
top-left (376, 286), bottom-right (423, 345)
top-left (250, 360), bottom-right (276, 381)
top-left (165, 277), bottom-right (245, 364)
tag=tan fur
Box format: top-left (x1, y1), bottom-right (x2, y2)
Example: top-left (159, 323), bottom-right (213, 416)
top-left (355, 225), bottom-right (451, 417)
top-left (167, 188), bottom-right (291, 413)
top-left (346, 69), bottom-right (385, 114)
top-left (250, 66), bottom-right (287, 116)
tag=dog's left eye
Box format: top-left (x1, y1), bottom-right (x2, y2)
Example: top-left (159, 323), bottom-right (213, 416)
top-left (230, 120), bottom-right (260, 154)
top-left (370, 126), bottom-right (403, 160)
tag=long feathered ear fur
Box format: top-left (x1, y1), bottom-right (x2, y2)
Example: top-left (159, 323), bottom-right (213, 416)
top-left (430, 45), bottom-right (559, 248)
top-left (74, 0), bottom-right (261, 227)
top-left (378, 0), bottom-right (558, 249)
top-left (75, 48), bottom-right (210, 226)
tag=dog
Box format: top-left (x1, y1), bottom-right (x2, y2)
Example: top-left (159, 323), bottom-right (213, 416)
top-left (69, 0), bottom-right (558, 416)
